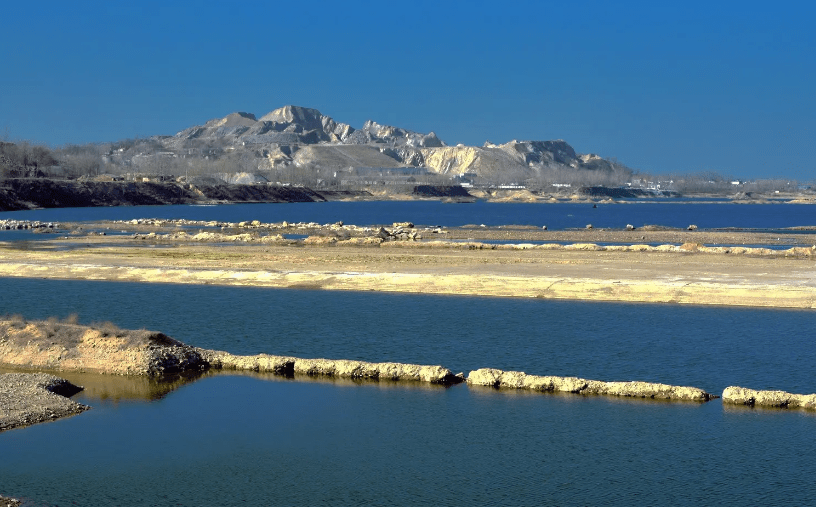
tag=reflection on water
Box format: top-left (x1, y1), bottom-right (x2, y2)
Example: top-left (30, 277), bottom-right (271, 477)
top-left (0, 366), bottom-right (204, 403)
top-left (2, 373), bottom-right (815, 506)
top-left (0, 364), bottom-right (456, 405)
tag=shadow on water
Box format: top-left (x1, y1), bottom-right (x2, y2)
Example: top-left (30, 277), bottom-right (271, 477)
top-left (0, 365), bottom-right (462, 405)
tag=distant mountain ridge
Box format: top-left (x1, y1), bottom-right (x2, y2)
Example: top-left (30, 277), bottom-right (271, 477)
top-left (156, 105), bottom-right (627, 182)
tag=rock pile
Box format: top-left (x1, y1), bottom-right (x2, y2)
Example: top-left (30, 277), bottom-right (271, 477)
top-left (467, 368), bottom-right (714, 401)
top-left (0, 220), bottom-right (58, 230)
top-left (376, 222), bottom-right (422, 241)
top-left (722, 386), bottom-right (816, 409)
top-left (199, 349), bottom-right (463, 384)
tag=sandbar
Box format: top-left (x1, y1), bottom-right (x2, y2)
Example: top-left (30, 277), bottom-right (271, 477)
top-left (1, 225), bottom-right (816, 308)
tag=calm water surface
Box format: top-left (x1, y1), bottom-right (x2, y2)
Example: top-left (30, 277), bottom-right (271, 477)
top-left (1, 278), bottom-right (815, 505)
top-left (2, 201), bottom-right (816, 505)
top-left (4, 200), bottom-right (816, 230)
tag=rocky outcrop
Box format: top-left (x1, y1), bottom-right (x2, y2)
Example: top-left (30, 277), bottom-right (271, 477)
top-left (0, 373), bottom-right (89, 432)
top-left (171, 106), bottom-right (356, 146)
top-left (199, 349), bottom-right (463, 384)
top-left (722, 386), bottom-right (816, 409)
top-left (375, 224), bottom-right (421, 241)
top-left (467, 368), bottom-right (714, 401)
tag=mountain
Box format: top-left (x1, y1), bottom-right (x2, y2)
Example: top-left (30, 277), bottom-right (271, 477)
top-left (147, 105), bottom-right (629, 184)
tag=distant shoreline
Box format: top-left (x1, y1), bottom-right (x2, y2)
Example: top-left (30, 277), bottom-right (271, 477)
top-left (1, 177), bottom-right (815, 212)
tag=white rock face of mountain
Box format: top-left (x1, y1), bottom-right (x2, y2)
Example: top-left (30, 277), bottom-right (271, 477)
top-left (159, 105), bottom-right (624, 180)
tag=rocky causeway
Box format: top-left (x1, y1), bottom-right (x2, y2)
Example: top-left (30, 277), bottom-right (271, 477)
top-left (2, 317), bottom-right (814, 443)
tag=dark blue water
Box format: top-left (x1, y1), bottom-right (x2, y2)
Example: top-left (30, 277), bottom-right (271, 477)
top-left (2, 278), bottom-right (816, 505)
top-left (3, 374), bottom-right (814, 506)
top-left (4, 200), bottom-right (816, 230)
top-left (2, 278), bottom-right (814, 395)
top-left (2, 201), bottom-right (816, 505)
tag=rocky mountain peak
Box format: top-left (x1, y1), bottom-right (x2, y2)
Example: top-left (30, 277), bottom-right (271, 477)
top-left (259, 105), bottom-right (326, 129)
top-left (204, 112), bottom-right (258, 129)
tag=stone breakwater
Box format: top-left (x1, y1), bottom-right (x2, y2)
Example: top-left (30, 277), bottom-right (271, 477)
top-left (10, 320), bottom-right (816, 410)
top-left (197, 349), bottom-right (463, 384)
top-left (722, 386), bottom-right (816, 409)
top-left (0, 319), bottom-right (460, 384)
top-left (467, 368), bottom-right (715, 401)
top-left (0, 373), bottom-right (89, 432)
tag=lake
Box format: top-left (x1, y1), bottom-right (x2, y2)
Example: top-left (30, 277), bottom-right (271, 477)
top-left (3, 199), bottom-right (816, 231)
top-left (1, 201), bottom-right (816, 505)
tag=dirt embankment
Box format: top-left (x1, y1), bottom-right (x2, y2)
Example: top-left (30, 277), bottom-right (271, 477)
top-left (0, 317), bottom-right (207, 376)
top-left (0, 178), bottom-right (371, 211)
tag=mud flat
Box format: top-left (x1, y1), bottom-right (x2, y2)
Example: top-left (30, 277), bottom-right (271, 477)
top-left (722, 386), bottom-right (816, 410)
top-left (467, 368), bottom-right (715, 401)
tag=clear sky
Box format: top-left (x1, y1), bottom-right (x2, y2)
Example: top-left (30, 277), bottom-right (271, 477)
top-left (2, 1), bottom-right (814, 180)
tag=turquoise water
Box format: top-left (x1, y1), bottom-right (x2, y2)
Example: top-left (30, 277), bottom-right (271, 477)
top-left (2, 201), bottom-right (816, 505)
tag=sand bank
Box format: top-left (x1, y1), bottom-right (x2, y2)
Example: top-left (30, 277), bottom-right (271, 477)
top-left (1, 236), bottom-right (815, 308)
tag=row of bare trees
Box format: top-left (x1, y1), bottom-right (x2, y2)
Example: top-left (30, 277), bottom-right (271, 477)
top-left (0, 141), bottom-right (59, 177)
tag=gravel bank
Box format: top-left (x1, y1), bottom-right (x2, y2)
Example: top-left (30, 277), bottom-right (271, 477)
top-left (0, 373), bottom-right (89, 433)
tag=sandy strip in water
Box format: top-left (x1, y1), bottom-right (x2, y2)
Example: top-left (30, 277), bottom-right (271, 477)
top-left (1, 237), bottom-right (815, 308)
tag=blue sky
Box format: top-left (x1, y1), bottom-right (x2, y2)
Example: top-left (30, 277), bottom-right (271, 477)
top-left (1, 1), bottom-right (814, 180)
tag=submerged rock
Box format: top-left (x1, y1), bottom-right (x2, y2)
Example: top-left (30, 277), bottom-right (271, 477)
top-left (467, 368), bottom-right (714, 401)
